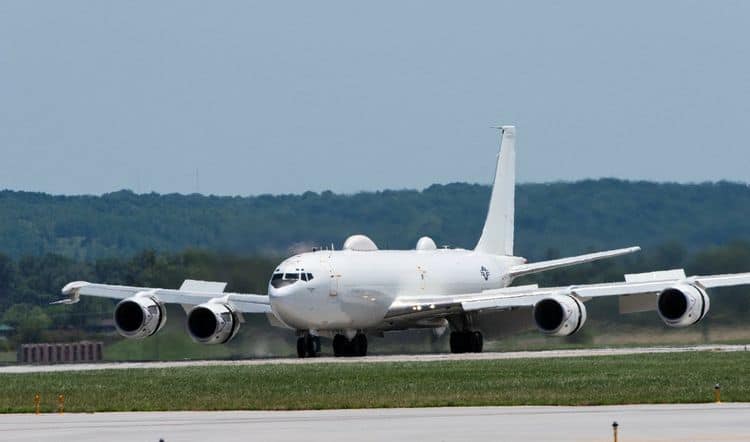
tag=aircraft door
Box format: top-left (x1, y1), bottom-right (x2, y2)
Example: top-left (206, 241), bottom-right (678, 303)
top-left (417, 265), bottom-right (427, 291)
top-left (324, 253), bottom-right (339, 297)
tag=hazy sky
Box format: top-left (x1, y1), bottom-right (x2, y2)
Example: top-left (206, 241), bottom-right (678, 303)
top-left (1, 1), bottom-right (749, 196)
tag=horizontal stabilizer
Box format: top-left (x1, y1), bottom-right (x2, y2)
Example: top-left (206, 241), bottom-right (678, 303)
top-left (507, 246), bottom-right (641, 281)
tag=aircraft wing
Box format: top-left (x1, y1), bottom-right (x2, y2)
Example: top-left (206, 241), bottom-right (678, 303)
top-left (386, 269), bottom-right (750, 320)
top-left (55, 280), bottom-right (271, 314)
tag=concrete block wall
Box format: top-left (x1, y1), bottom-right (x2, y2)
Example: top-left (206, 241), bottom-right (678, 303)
top-left (17, 341), bottom-right (104, 364)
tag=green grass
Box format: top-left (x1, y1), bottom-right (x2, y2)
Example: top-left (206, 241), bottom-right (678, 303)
top-left (2, 351), bottom-right (749, 413)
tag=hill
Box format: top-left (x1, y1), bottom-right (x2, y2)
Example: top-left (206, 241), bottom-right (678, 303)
top-left (1, 179), bottom-right (749, 260)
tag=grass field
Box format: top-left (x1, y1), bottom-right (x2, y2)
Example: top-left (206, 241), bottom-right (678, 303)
top-left (1, 351), bottom-right (748, 413)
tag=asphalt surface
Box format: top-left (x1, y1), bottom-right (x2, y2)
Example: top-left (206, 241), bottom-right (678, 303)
top-left (1, 404), bottom-right (748, 441)
top-left (0, 344), bottom-right (746, 373)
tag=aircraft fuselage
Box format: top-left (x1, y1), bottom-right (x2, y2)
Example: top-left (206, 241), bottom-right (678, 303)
top-left (269, 249), bottom-right (525, 331)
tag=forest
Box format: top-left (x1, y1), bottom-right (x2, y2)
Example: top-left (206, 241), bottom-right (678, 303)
top-left (1, 179), bottom-right (749, 261)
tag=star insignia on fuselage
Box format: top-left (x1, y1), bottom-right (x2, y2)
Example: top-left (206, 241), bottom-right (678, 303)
top-left (480, 266), bottom-right (490, 281)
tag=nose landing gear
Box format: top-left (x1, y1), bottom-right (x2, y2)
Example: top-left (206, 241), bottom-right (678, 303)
top-left (332, 333), bottom-right (367, 357)
top-left (296, 333), bottom-right (321, 358)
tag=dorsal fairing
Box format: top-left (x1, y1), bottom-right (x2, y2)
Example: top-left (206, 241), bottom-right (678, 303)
top-left (416, 236), bottom-right (437, 251)
top-left (474, 126), bottom-right (516, 256)
top-left (343, 234), bottom-right (378, 251)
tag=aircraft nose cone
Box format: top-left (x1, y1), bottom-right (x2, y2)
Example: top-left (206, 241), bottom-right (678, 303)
top-left (269, 286), bottom-right (311, 329)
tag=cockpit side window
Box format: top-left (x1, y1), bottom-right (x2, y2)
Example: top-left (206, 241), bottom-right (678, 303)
top-left (301, 273), bottom-right (308, 281)
top-left (306, 273), bottom-right (314, 281)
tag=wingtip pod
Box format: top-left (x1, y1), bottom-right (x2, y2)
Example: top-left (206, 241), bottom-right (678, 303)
top-left (475, 125), bottom-right (516, 256)
top-left (53, 281), bottom-right (89, 305)
top-left (61, 281), bottom-right (89, 295)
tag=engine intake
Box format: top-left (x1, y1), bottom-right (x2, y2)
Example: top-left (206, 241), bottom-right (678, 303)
top-left (113, 294), bottom-right (166, 339)
top-left (657, 283), bottom-right (710, 327)
top-left (533, 295), bottom-right (587, 336)
top-left (187, 303), bottom-right (240, 344)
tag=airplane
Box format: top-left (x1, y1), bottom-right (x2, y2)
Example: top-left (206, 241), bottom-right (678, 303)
top-left (56, 126), bottom-right (750, 358)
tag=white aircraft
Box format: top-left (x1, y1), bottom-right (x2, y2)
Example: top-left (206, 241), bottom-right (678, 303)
top-left (57, 126), bottom-right (750, 357)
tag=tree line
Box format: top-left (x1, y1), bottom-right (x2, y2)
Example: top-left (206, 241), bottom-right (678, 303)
top-left (1, 180), bottom-right (750, 261)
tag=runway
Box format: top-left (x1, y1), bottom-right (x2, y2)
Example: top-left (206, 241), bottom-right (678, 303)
top-left (0, 343), bottom-right (746, 374)
top-left (1, 403), bottom-right (747, 441)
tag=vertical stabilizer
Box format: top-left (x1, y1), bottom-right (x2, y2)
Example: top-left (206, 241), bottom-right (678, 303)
top-left (475, 125), bottom-right (516, 256)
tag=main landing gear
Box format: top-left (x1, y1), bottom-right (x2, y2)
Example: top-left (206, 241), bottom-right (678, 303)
top-left (296, 333), bottom-right (321, 358)
top-left (332, 333), bottom-right (368, 357)
top-left (449, 331), bottom-right (483, 353)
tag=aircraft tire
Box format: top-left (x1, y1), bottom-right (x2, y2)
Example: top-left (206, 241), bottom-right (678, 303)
top-left (333, 334), bottom-right (347, 357)
top-left (470, 331), bottom-right (483, 353)
top-left (449, 332), bottom-right (466, 353)
top-left (305, 334), bottom-right (319, 357)
top-left (313, 335), bottom-right (321, 354)
top-left (352, 333), bottom-right (367, 357)
top-left (296, 337), bottom-right (307, 358)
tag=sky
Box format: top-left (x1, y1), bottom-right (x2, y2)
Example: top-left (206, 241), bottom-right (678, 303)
top-left (1, 1), bottom-right (749, 196)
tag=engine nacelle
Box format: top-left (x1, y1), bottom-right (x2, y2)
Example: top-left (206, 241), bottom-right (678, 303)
top-left (186, 302), bottom-right (241, 344)
top-left (657, 283), bottom-right (710, 328)
top-left (532, 295), bottom-right (587, 337)
top-left (113, 294), bottom-right (167, 339)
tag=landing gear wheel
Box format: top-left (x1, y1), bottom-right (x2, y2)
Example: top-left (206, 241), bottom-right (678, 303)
top-left (306, 335), bottom-right (320, 357)
top-left (450, 331), bottom-right (484, 353)
top-left (296, 337), bottom-right (307, 358)
top-left (470, 331), bottom-right (483, 353)
top-left (313, 336), bottom-right (321, 353)
top-left (450, 332), bottom-right (465, 354)
top-left (333, 334), bottom-right (347, 357)
top-left (297, 334), bottom-right (321, 358)
top-left (333, 333), bottom-right (367, 357)
top-left (352, 333), bottom-right (368, 357)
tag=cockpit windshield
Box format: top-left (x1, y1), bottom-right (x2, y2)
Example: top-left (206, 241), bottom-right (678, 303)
top-left (270, 272), bottom-right (314, 288)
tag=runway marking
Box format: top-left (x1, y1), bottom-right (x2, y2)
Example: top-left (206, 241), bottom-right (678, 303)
top-left (0, 344), bottom-right (746, 374)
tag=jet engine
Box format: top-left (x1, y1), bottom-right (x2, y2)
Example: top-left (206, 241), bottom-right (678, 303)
top-left (113, 294), bottom-right (167, 339)
top-left (532, 295), bottom-right (587, 337)
top-left (656, 283), bottom-right (710, 328)
top-left (186, 302), bottom-right (241, 344)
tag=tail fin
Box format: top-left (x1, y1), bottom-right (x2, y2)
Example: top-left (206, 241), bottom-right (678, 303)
top-left (475, 125), bottom-right (516, 256)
